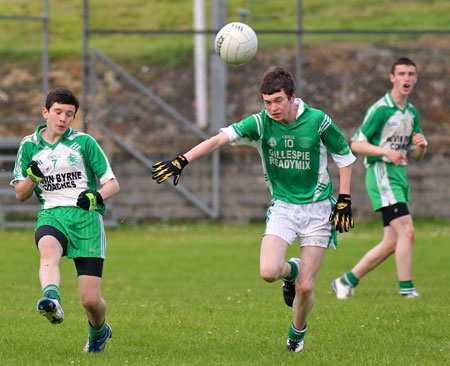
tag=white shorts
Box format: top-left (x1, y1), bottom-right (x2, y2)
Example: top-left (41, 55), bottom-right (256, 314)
top-left (264, 198), bottom-right (337, 249)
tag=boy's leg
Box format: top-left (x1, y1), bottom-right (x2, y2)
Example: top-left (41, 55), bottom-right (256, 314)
top-left (389, 214), bottom-right (414, 281)
top-left (259, 234), bottom-right (291, 282)
top-left (36, 234), bottom-right (65, 324)
top-left (292, 246), bottom-right (326, 331)
top-left (333, 225), bottom-right (397, 300)
top-left (286, 246), bottom-right (325, 352)
top-left (78, 275), bottom-right (106, 327)
top-left (79, 274), bottom-right (112, 353)
top-left (260, 235), bottom-right (300, 306)
top-left (38, 235), bottom-right (63, 290)
top-left (351, 225), bottom-right (398, 279)
top-left (389, 214), bottom-right (418, 296)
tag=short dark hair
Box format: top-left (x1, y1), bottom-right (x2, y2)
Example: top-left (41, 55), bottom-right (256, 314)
top-left (391, 57), bottom-right (417, 75)
top-left (260, 66), bottom-right (296, 99)
top-left (45, 87), bottom-right (79, 114)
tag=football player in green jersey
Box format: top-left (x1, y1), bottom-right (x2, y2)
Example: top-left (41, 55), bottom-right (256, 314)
top-left (153, 67), bottom-right (356, 352)
top-left (333, 57), bottom-right (427, 300)
top-left (12, 88), bottom-right (120, 352)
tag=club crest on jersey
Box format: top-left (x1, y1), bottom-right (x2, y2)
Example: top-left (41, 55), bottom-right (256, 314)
top-left (298, 137), bottom-right (312, 148)
top-left (268, 137), bottom-right (277, 147)
top-left (67, 153), bottom-right (79, 166)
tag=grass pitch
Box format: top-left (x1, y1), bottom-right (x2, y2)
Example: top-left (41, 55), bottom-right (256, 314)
top-left (0, 219), bottom-right (449, 366)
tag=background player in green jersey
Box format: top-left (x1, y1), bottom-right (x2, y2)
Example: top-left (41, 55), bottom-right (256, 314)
top-left (333, 57), bottom-right (427, 300)
top-left (11, 88), bottom-right (120, 352)
top-left (152, 67), bottom-right (356, 352)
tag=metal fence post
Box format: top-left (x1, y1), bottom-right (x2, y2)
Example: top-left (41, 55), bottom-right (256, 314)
top-left (42, 0), bottom-right (49, 102)
top-left (296, 0), bottom-right (302, 97)
top-left (82, 0), bottom-right (89, 132)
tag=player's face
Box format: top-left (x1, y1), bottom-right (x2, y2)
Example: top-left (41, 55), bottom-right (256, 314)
top-left (42, 102), bottom-right (76, 136)
top-left (390, 64), bottom-right (417, 97)
top-left (261, 90), bottom-right (294, 122)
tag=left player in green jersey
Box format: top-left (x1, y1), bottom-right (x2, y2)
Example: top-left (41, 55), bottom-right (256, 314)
top-left (11, 88), bottom-right (120, 353)
top-left (152, 67), bottom-right (356, 352)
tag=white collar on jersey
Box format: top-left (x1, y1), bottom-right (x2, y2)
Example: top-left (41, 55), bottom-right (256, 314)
top-left (294, 98), bottom-right (305, 118)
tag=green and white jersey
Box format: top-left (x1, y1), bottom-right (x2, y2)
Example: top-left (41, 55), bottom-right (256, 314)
top-left (221, 98), bottom-right (355, 204)
top-left (352, 91), bottom-right (427, 167)
top-left (11, 124), bottom-right (115, 213)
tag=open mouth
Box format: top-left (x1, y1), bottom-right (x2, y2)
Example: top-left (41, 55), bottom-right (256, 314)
top-left (403, 83), bottom-right (410, 91)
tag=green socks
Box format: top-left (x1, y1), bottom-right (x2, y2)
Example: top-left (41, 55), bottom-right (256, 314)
top-left (341, 271), bottom-right (359, 287)
top-left (288, 322), bottom-right (307, 342)
top-left (43, 284), bottom-right (61, 303)
top-left (399, 280), bottom-right (415, 295)
top-left (341, 274), bottom-right (415, 294)
top-left (89, 321), bottom-right (107, 341)
top-left (284, 260), bottom-right (298, 282)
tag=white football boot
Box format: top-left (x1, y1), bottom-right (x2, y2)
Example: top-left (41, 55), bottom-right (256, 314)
top-left (332, 278), bottom-right (354, 300)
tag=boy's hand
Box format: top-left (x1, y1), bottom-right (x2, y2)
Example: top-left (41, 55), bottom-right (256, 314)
top-left (412, 132), bottom-right (425, 147)
top-left (26, 161), bottom-right (44, 183)
top-left (76, 190), bottom-right (103, 211)
top-left (329, 194), bottom-right (354, 233)
top-left (152, 155), bottom-right (188, 186)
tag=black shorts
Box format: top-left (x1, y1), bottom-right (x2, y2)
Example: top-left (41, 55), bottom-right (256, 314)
top-left (378, 202), bottom-right (410, 227)
top-left (35, 225), bottom-right (104, 277)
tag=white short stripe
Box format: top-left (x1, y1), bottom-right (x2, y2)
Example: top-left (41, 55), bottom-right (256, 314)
top-left (98, 213), bottom-right (106, 258)
top-left (374, 162), bottom-right (396, 206)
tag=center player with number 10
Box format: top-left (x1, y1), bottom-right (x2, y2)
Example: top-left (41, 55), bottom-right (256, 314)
top-left (152, 67), bottom-right (356, 352)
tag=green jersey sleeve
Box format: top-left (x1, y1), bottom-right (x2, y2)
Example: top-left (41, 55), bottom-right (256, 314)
top-left (319, 113), bottom-right (355, 167)
top-left (83, 135), bottom-right (115, 185)
top-left (12, 135), bottom-right (35, 184)
top-left (352, 107), bottom-right (386, 143)
top-left (232, 112), bottom-right (264, 141)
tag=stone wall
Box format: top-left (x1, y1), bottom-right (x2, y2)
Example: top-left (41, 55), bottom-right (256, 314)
top-left (107, 134), bottom-right (450, 224)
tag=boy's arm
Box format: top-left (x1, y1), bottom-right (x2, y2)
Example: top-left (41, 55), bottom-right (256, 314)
top-left (351, 140), bottom-right (407, 166)
top-left (184, 132), bottom-right (230, 162)
top-left (97, 178), bottom-right (120, 201)
top-left (152, 132), bottom-right (230, 186)
top-left (338, 164), bottom-right (352, 195)
top-left (76, 178), bottom-right (120, 212)
top-left (411, 132), bottom-right (427, 161)
top-left (15, 178), bottom-right (36, 202)
top-left (14, 160), bottom-right (45, 202)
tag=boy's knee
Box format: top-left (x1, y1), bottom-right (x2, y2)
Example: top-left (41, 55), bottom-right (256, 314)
top-left (80, 294), bottom-right (101, 310)
top-left (296, 281), bottom-right (314, 296)
top-left (260, 266), bottom-right (282, 282)
top-left (403, 226), bottom-right (415, 242)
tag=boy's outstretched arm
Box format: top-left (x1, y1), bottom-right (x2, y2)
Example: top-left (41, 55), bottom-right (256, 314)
top-left (152, 132), bottom-right (230, 186)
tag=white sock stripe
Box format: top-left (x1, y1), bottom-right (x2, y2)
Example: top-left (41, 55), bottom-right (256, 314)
top-left (291, 322), bottom-right (307, 334)
top-left (342, 274), bottom-right (351, 286)
top-left (399, 287), bottom-right (415, 293)
top-left (44, 284), bottom-right (59, 292)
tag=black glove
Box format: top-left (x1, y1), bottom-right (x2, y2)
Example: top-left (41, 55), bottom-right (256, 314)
top-left (76, 190), bottom-right (104, 211)
top-left (152, 155), bottom-right (188, 186)
top-left (26, 161), bottom-right (44, 183)
top-left (329, 194), bottom-right (354, 233)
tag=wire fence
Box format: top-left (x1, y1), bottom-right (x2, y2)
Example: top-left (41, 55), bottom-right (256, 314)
top-left (1, 1), bottom-right (449, 221)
